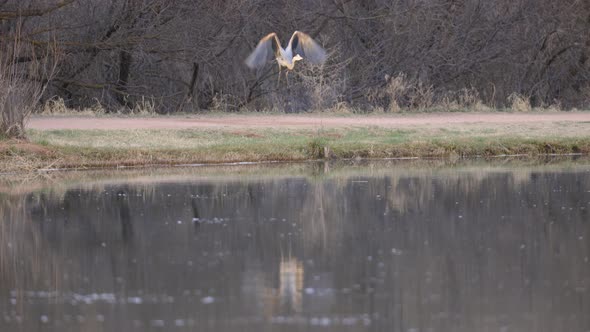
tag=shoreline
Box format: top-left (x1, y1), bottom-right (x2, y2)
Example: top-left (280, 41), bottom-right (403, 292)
top-left (2, 113), bottom-right (590, 173)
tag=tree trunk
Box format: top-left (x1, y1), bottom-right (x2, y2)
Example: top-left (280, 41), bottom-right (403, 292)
top-left (115, 50), bottom-right (132, 107)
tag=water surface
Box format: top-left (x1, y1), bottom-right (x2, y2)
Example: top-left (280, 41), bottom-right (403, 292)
top-left (1, 159), bottom-right (589, 331)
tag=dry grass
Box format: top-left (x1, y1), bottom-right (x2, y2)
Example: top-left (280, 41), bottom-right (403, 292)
top-left (41, 97), bottom-right (107, 116)
top-left (40, 96), bottom-right (158, 116)
top-left (508, 93), bottom-right (532, 112)
top-left (35, 71), bottom-right (582, 116)
top-left (363, 74), bottom-right (501, 113)
top-left (382, 74), bottom-right (408, 112)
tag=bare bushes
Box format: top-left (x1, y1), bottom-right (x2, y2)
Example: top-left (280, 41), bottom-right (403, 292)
top-left (373, 74), bottom-right (409, 113)
top-left (248, 69), bottom-right (565, 113)
top-left (41, 96), bottom-right (157, 116)
top-left (245, 60), bottom-right (346, 113)
top-left (209, 93), bottom-right (243, 113)
top-left (131, 97), bottom-right (156, 115)
top-left (301, 61), bottom-right (347, 111)
top-left (0, 33), bottom-right (57, 138)
top-left (506, 93), bottom-right (567, 112)
top-left (361, 72), bottom-right (573, 113)
top-left (41, 97), bottom-right (106, 116)
top-left (41, 98), bottom-right (70, 115)
top-left (508, 93), bottom-right (532, 112)
top-left (367, 74), bottom-right (435, 112)
top-left (365, 74), bottom-right (490, 113)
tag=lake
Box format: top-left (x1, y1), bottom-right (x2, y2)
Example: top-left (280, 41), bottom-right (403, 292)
top-left (1, 159), bottom-right (589, 331)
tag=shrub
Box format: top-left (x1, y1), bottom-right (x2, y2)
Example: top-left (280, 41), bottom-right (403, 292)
top-left (508, 93), bottom-right (532, 112)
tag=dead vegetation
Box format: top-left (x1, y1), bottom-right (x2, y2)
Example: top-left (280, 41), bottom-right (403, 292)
top-left (0, 0), bottom-right (588, 129)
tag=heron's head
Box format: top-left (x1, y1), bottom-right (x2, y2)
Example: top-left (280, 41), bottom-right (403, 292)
top-left (293, 54), bottom-right (303, 62)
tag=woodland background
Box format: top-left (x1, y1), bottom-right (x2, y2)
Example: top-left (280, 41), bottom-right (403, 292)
top-left (1, 0), bottom-right (590, 136)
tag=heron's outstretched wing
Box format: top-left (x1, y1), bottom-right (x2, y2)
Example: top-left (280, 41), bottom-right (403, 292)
top-left (245, 33), bottom-right (281, 69)
top-left (288, 31), bottom-right (327, 64)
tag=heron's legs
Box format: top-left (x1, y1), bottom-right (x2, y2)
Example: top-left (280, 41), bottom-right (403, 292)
top-left (277, 64), bottom-right (282, 84)
top-left (286, 70), bottom-right (290, 85)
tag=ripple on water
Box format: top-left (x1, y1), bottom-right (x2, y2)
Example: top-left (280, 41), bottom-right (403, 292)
top-left (201, 296), bottom-right (215, 304)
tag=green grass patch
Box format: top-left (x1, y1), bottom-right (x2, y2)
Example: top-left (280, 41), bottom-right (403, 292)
top-left (1, 125), bottom-right (589, 173)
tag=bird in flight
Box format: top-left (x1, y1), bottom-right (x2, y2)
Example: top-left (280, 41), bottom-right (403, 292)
top-left (245, 31), bottom-right (326, 82)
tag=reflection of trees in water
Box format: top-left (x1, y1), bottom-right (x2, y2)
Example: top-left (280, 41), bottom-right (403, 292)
top-left (0, 168), bottom-right (589, 331)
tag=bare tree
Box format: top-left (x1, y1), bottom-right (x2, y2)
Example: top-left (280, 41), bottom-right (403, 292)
top-left (0, 14), bottom-right (58, 138)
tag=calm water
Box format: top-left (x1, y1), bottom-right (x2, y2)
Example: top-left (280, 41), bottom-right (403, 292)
top-left (1, 160), bottom-right (589, 332)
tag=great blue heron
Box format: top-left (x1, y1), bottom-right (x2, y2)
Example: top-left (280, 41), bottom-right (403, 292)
top-left (245, 31), bottom-right (326, 82)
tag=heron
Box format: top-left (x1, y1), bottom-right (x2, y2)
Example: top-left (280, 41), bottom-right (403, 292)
top-left (245, 31), bottom-right (327, 83)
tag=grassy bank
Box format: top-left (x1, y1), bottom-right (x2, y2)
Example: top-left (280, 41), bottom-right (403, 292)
top-left (2, 119), bottom-right (590, 173)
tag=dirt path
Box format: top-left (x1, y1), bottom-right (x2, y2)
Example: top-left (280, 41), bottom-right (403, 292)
top-left (28, 112), bottom-right (590, 130)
